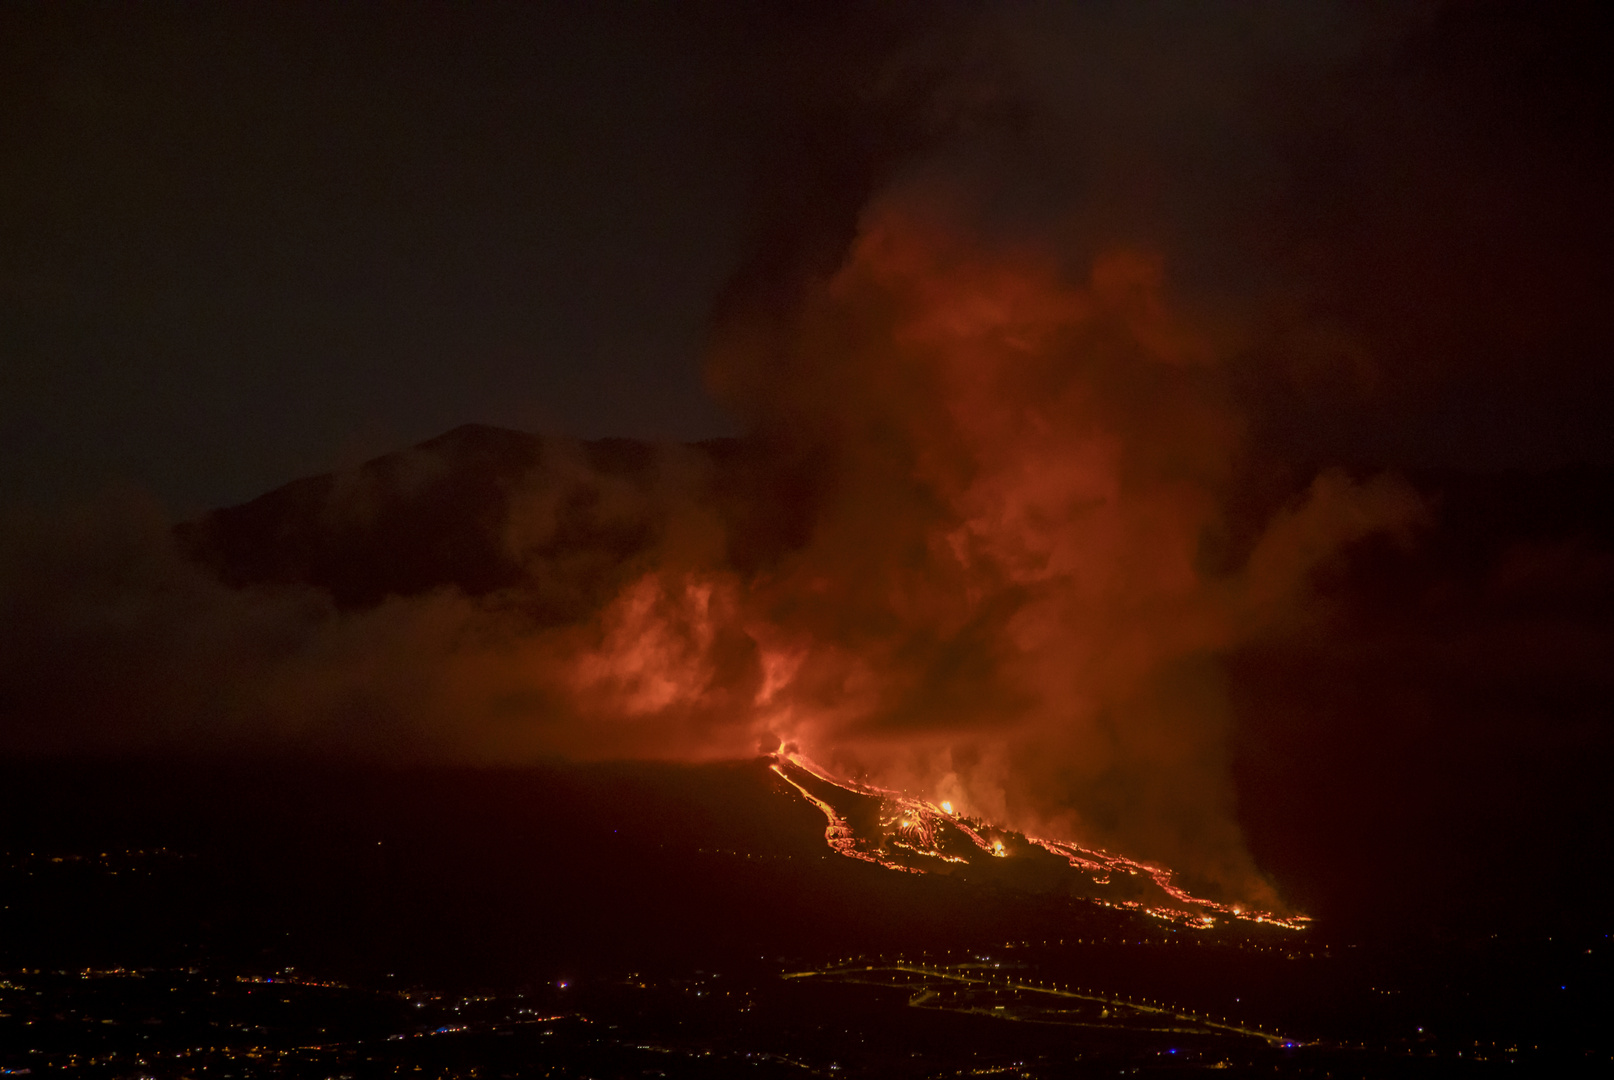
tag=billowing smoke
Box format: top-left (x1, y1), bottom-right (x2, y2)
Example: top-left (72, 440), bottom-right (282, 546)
top-left (689, 198), bottom-right (1420, 901)
top-left (18, 2), bottom-right (1603, 912)
top-left (0, 196), bottom-right (1421, 906)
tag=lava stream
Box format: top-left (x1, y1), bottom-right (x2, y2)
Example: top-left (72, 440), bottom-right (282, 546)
top-left (769, 750), bottom-right (1307, 931)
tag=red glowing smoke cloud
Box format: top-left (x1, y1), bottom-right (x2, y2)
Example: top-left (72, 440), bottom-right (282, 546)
top-left (518, 199), bottom-right (1421, 899)
top-left (0, 199), bottom-right (1419, 906)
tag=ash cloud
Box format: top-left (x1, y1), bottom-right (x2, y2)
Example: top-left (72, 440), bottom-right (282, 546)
top-left (0, 211), bottom-right (1421, 906)
top-left (698, 201), bottom-right (1423, 902)
top-left (5, 2), bottom-right (1611, 914)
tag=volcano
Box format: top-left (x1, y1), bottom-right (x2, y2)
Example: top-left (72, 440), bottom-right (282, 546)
top-left (163, 422), bottom-right (1614, 938)
top-left (169, 422), bottom-right (1299, 928)
top-left (6, 424), bottom-right (1613, 1073)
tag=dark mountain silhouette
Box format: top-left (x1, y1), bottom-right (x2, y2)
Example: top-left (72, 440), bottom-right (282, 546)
top-left (174, 424), bottom-right (822, 616)
top-left (175, 425), bottom-right (654, 610)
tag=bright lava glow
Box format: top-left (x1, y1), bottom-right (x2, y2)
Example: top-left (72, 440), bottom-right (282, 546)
top-left (769, 748), bottom-right (1307, 931)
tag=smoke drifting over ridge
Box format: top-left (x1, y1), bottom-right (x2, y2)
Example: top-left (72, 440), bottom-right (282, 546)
top-left (5, 3), bottom-right (1611, 912)
top-left (0, 199), bottom-right (1420, 904)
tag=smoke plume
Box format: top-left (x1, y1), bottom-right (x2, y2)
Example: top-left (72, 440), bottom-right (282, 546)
top-left (0, 196), bottom-right (1422, 905)
top-left (21, 2), bottom-right (1605, 910)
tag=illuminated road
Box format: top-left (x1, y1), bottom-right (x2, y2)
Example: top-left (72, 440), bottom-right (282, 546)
top-left (782, 962), bottom-right (1301, 1048)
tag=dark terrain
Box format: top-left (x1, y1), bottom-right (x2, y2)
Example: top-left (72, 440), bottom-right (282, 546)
top-left (3, 426), bottom-right (1612, 1075)
top-left (0, 756), bottom-right (1609, 1077)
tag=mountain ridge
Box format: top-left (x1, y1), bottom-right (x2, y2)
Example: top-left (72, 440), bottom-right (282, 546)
top-left (159, 423), bottom-right (1614, 937)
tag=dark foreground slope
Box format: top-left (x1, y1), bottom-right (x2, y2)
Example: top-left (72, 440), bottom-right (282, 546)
top-left (0, 755), bottom-right (1159, 982)
top-left (0, 756), bottom-right (1608, 1077)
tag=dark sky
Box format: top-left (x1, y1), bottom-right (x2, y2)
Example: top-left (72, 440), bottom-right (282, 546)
top-left (3, 1), bottom-right (1612, 510)
top-left (1, 3), bottom-right (754, 509)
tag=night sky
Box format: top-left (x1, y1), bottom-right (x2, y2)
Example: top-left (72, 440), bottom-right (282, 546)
top-left (3, 2), bottom-right (754, 508)
top-left (4, 1), bottom-right (1611, 510)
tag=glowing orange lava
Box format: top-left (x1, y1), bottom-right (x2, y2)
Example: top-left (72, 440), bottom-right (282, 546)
top-left (770, 748), bottom-right (1307, 931)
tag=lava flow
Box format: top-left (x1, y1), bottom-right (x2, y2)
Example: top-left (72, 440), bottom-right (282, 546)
top-left (769, 749), bottom-right (1307, 931)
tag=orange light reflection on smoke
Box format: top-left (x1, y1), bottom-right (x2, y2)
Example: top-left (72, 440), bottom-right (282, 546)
top-left (520, 202), bottom-right (1402, 922)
